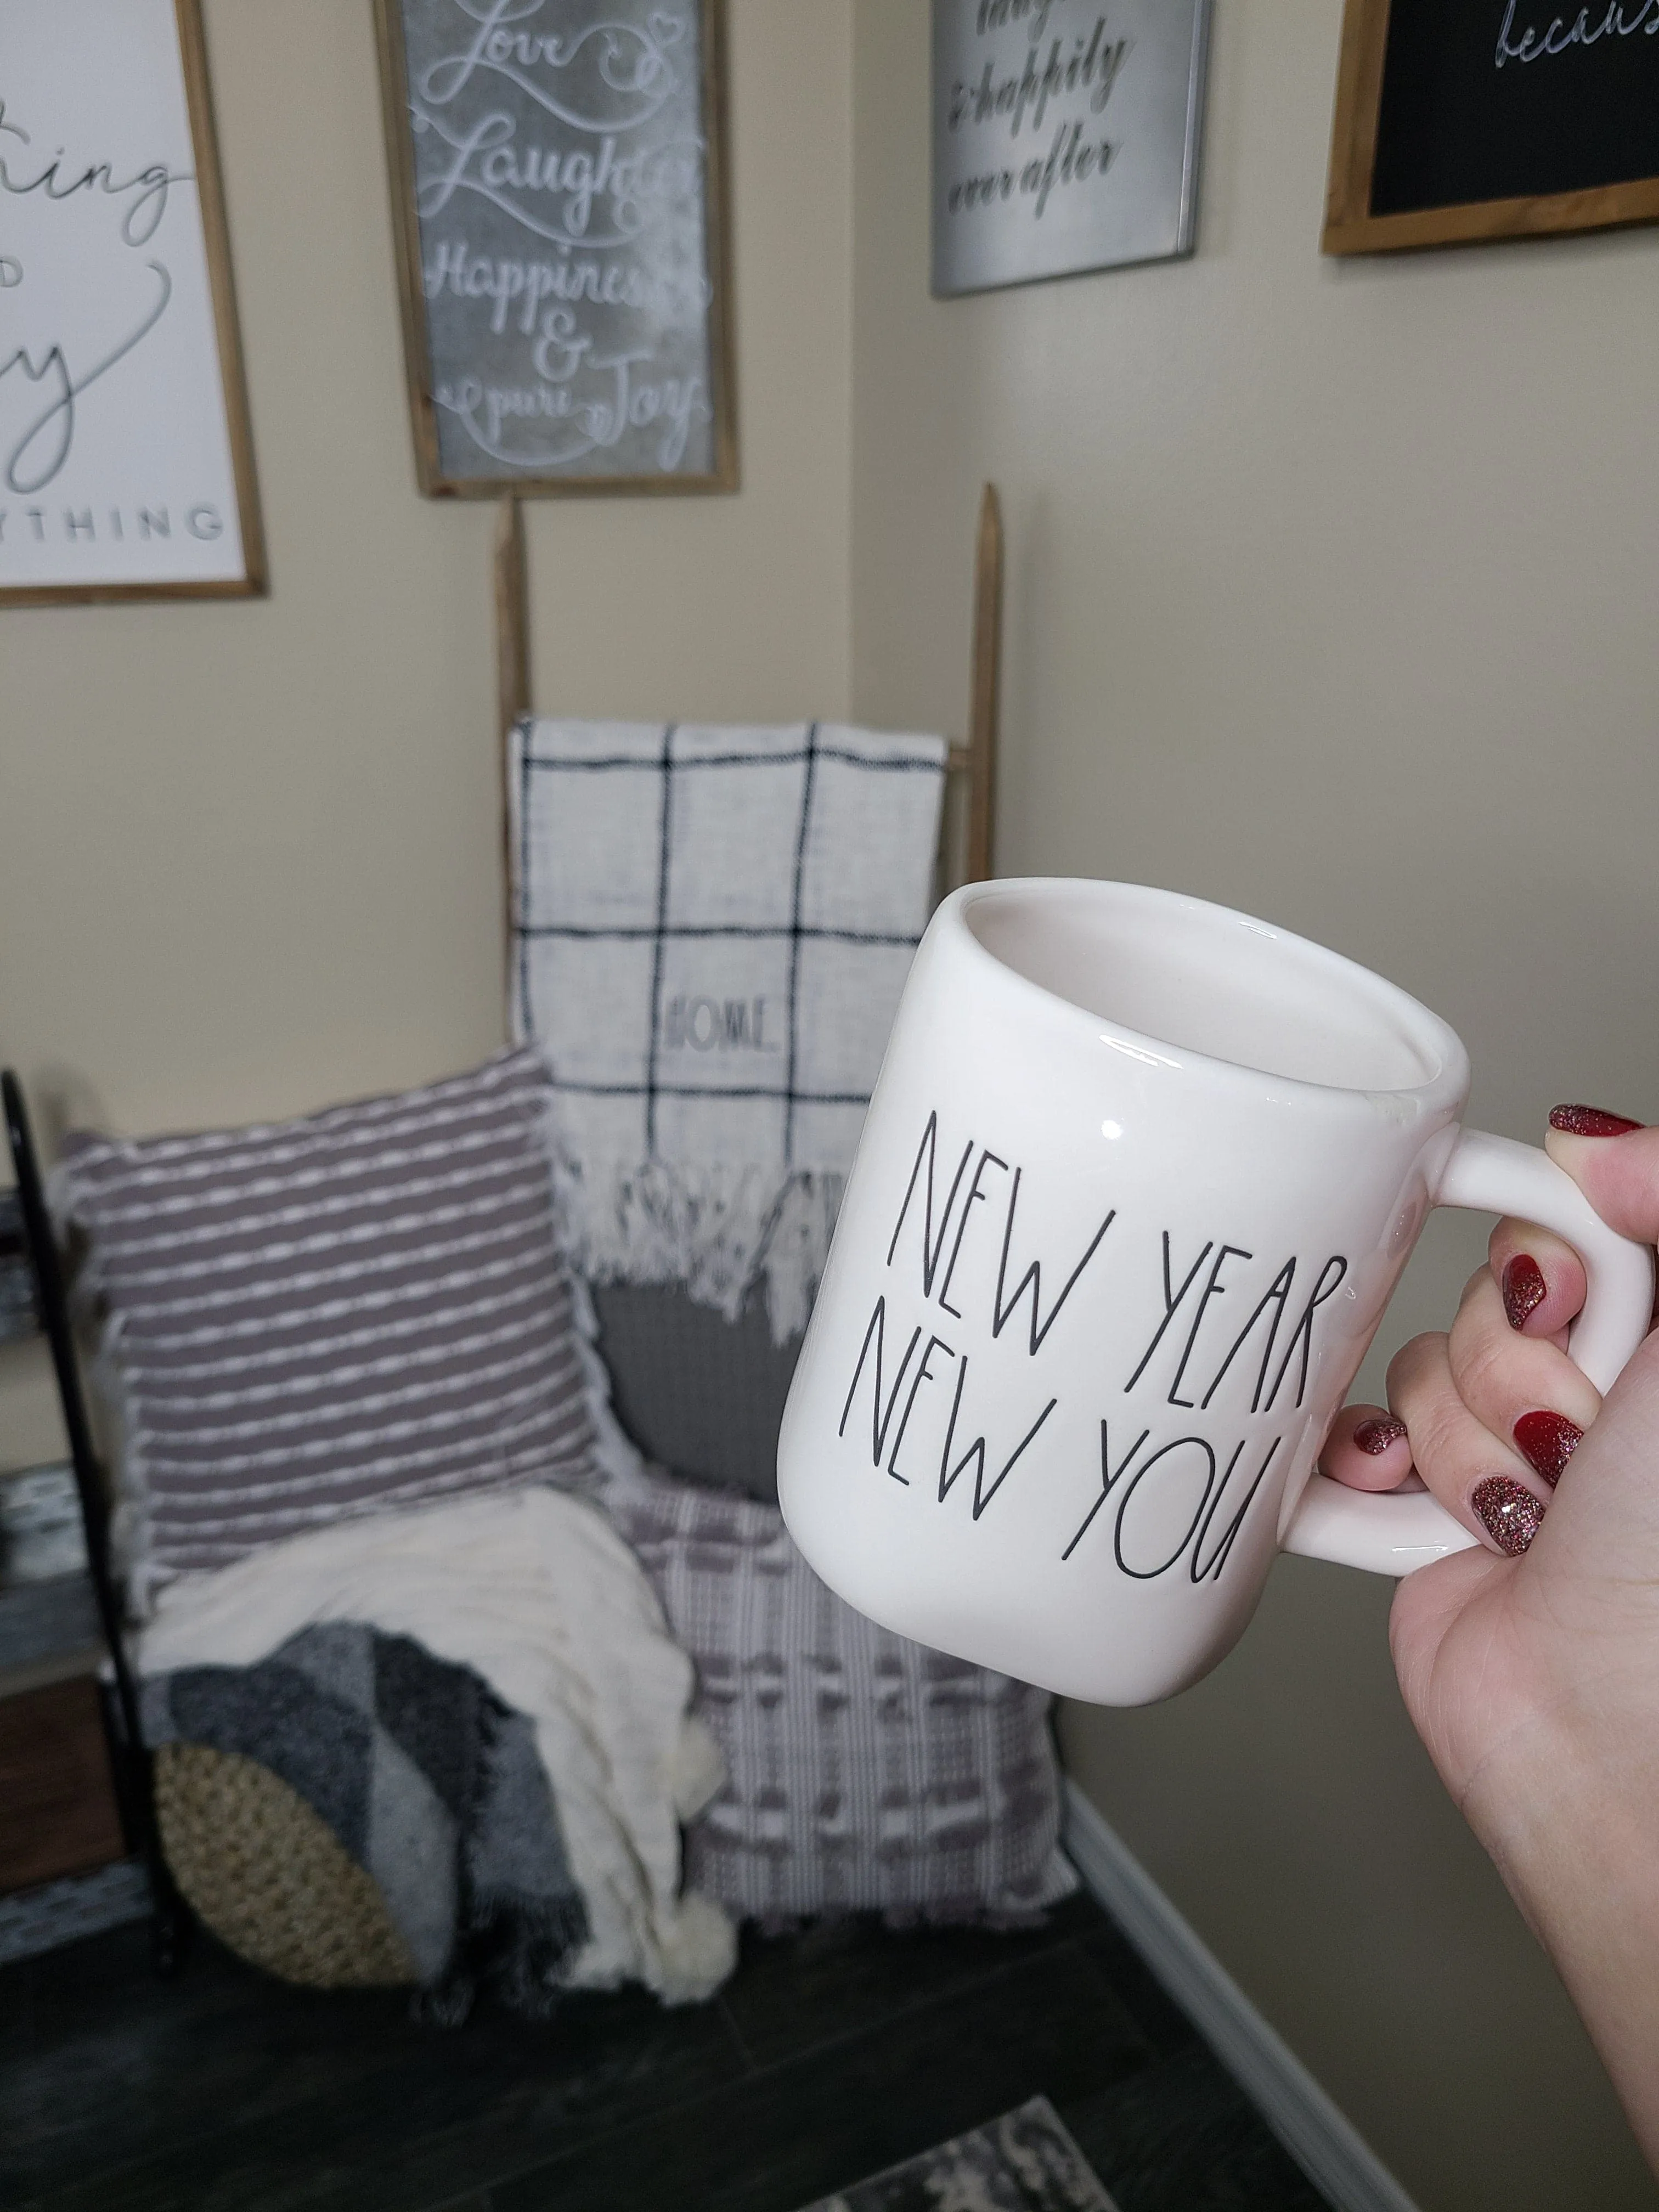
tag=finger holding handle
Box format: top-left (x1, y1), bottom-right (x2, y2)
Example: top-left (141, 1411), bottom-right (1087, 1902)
top-left (1323, 1250), bottom-right (1599, 1502)
top-left (1486, 1216), bottom-right (1584, 1345)
top-left (1544, 1108), bottom-right (1659, 1251)
top-left (1385, 1329), bottom-right (1558, 1557)
top-left (1437, 1130), bottom-right (1654, 1394)
top-left (1321, 1402), bottom-right (1415, 1492)
top-left (1287, 1126), bottom-right (1655, 1577)
top-left (1443, 1262), bottom-right (1600, 1493)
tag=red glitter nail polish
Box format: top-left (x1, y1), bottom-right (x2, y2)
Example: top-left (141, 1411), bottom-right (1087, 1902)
top-left (1471, 1475), bottom-right (1546, 1555)
top-left (1353, 1417), bottom-right (1407, 1455)
top-left (1513, 1409), bottom-right (1583, 1487)
top-left (1549, 1104), bottom-right (1643, 1137)
top-left (1502, 1254), bottom-right (1547, 1331)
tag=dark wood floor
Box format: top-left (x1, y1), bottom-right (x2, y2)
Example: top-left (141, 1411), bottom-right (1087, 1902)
top-left (2, 1892), bottom-right (1331, 2212)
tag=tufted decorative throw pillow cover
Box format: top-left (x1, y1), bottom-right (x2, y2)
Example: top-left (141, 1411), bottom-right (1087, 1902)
top-left (588, 1281), bottom-right (799, 1503)
top-left (601, 1460), bottom-right (1078, 1926)
top-left (51, 1048), bottom-right (634, 1609)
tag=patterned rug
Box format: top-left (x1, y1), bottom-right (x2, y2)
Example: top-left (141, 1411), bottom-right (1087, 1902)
top-left (797, 2096), bottom-right (1119, 2211)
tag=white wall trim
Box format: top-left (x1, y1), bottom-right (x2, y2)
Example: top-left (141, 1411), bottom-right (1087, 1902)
top-left (1063, 1781), bottom-right (1420, 2212)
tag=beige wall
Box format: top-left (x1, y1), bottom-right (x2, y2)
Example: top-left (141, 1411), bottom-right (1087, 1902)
top-left (0, 0), bottom-right (854, 1470)
top-left (850, 3), bottom-right (1659, 2209)
top-left (7, 5), bottom-right (1658, 2202)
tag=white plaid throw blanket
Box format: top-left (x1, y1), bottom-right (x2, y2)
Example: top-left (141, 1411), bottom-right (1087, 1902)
top-left (509, 720), bottom-right (946, 1341)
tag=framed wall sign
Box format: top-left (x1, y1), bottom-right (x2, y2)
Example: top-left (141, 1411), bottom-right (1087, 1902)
top-left (1325, 0), bottom-right (1659, 255)
top-left (932, 0), bottom-right (1210, 298)
top-left (0, 0), bottom-right (264, 606)
top-left (375, 0), bottom-right (736, 498)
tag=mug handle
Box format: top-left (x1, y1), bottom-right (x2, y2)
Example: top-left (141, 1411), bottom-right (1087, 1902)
top-left (1284, 1128), bottom-right (1656, 1576)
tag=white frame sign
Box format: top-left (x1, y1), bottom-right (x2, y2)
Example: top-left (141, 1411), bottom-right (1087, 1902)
top-left (932, 0), bottom-right (1211, 298)
top-left (0, 0), bottom-right (264, 605)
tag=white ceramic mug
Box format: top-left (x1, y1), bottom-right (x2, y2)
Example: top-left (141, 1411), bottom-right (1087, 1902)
top-left (776, 879), bottom-right (1655, 1706)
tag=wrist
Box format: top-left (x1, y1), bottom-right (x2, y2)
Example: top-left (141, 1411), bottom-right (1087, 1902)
top-left (1463, 1715), bottom-right (1659, 2165)
top-left (1465, 1703), bottom-right (1659, 1945)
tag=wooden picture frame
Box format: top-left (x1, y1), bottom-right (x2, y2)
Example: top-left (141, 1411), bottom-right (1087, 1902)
top-left (375, 0), bottom-right (737, 499)
top-left (1324, 0), bottom-right (1659, 256)
top-left (0, 0), bottom-right (264, 607)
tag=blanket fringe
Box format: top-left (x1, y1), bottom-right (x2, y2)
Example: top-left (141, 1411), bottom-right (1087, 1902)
top-left (549, 1156), bottom-right (843, 1346)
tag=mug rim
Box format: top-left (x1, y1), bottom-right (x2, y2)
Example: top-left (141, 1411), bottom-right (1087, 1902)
top-left (945, 877), bottom-right (1471, 1109)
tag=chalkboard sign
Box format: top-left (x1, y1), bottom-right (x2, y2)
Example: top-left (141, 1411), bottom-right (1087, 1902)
top-left (1325, 0), bottom-right (1659, 253)
top-left (375, 0), bottom-right (736, 496)
top-left (0, 0), bottom-right (264, 604)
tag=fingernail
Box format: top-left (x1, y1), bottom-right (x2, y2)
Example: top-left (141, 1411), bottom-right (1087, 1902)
top-left (1471, 1475), bottom-right (1547, 1555)
top-left (1353, 1417), bottom-right (1408, 1455)
top-left (1513, 1409), bottom-right (1583, 1487)
top-left (1549, 1104), bottom-right (1643, 1137)
top-left (1502, 1254), bottom-right (1547, 1331)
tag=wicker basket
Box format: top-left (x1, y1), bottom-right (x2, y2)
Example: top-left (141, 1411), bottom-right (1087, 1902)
top-left (153, 1742), bottom-right (415, 1988)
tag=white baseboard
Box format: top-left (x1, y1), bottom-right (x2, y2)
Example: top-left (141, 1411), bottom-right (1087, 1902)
top-left (1062, 1781), bottom-right (1419, 2212)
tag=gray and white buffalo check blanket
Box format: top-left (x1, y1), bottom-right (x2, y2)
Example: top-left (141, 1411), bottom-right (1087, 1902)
top-left (509, 720), bottom-right (947, 1341)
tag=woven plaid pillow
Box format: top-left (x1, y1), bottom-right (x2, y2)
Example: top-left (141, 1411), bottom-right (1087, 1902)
top-left (51, 1049), bottom-right (634, 1608)
top-left (601, 1461), bottom-right (1078, 1926)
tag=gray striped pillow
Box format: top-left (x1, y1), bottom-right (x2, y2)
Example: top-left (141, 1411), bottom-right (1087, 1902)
top-left (51, 1049), bottom-right (630, 1607)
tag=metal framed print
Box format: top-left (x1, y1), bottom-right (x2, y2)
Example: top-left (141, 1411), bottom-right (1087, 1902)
top-left (376, 0), bottom-right (736, 498)
top-left (0, 0), bottom-right (264, 605)
top-left (932, 0), bottom-right (1211, 298)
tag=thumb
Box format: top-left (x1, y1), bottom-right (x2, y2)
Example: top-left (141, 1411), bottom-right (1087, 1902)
top-left (1545, 1111), bottom-right (1659, 1247)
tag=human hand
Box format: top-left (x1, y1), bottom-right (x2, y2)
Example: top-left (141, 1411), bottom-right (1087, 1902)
top-left (1322, 1105), bottom-right (1659, 2165)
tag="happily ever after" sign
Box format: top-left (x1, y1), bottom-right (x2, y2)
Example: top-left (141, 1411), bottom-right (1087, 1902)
top-left (932, 0), bottom-right (1211, 297)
